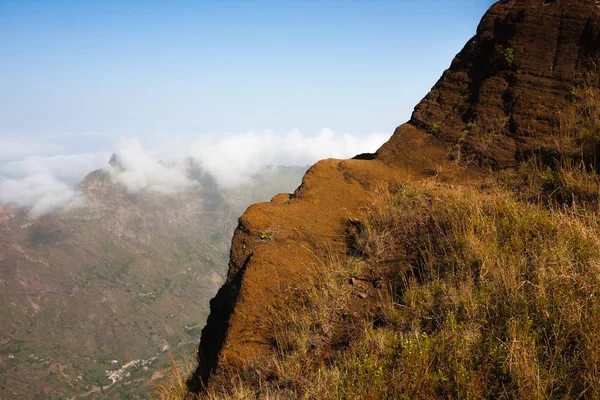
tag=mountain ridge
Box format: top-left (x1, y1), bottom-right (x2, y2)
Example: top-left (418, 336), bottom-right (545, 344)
top-left (190, 0), bottom-right (600, 394)
top-left (0, 160), bottom-right (306, 399)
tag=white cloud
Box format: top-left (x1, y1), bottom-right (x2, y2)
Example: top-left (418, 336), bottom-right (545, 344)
top-left (2, 152), bottom-right (110, 185)
top-left (0, 129), bottom-right (389, 216)
top-left (0, 173), bottom-right (82, 218)
top-left (186, 128), bottom-right (388, 187)
top-left (0, 151), bottom-right (111, 217)
top-left (106, 139), bottom-right (195, 194)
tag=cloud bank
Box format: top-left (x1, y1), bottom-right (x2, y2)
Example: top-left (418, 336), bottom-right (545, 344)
top-left (0, 174), bottom-right (82, 218)
top-left (0, 152), bottom-right (110, 217)
top-left (0, 129), bottom-right (388, 217)
top-left (187, 129), bottom-right (387, 188)
top-left (107, 139), bottom-right (195, 194)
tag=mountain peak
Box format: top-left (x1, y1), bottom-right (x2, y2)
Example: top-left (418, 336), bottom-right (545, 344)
top-left (108, 153), bottom-right (120, 167)
top-left (389, 0), bottom-right (600, 168)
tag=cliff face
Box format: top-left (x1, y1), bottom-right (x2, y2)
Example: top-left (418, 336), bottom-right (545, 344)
top-left (191, 0), bottom-right (600, 392)
top-left (408, 0), bottom-right (600, 168)
top-left (190, 131), bottom-right (459, 390)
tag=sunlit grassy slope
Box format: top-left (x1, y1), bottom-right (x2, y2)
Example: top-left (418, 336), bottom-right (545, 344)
top-left (155, 78), bottom-right (600, 399)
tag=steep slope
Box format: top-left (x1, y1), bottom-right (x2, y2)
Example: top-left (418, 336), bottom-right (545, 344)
top-left (191, 0), bottom-right (600, 393)
top-left (390, 0), bottom-right (600, 168)
top-left (0, 165), bottom-right (305, 399)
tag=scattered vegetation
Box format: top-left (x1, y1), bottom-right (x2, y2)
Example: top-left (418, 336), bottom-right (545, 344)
top-left (428, 123), bottom-right (440, 134)
top-left (556, 70), bottom-right (600, 167)
top-left (502, 158), bottom-right (600, 208)
top-left (465, 121), bottom-right (477, 131)
top-left (260, 231), bottom-right (276, 240)
top-left (502, 47), bottom-right (514, 67)
top-left (149, 352), bottom-right (197, 400)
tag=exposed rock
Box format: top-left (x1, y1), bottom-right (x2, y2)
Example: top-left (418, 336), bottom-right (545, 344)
top-left (190, 128), bottom-right (459, 391)
top-left (108, 153), bottom-right (120, 167)
top-left (408, 0), bottom-right (600, 168)
top-left (270, 193), bottom-right (291, 205)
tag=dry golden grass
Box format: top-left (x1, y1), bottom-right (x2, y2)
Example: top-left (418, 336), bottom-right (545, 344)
top-left (149, 352), bottom-right (197, 400)
top-left (153, 175), bottom-right (600, 399)
top-left (154, 76), bottom-right (600, 400)
top-left (186, 177), bottom-right (600, 399)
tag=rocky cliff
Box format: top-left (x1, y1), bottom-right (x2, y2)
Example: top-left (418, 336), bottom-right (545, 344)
top-left (190, 0), bottom-right (600, 393)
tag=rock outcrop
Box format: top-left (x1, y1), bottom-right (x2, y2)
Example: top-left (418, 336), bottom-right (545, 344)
top-left (190, 0), bottom-right (600, 392)
top-left (410, 0), bottom-right (600, 168)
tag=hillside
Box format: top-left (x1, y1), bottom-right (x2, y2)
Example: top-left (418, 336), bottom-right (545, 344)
top-left (0, 163), bottom-right (305, 399)
top-left (182, 0), bottom-right (600, 398)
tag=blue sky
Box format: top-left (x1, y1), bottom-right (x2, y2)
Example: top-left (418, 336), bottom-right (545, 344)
top-left (0, 1), bottom-right (497, 214)
top-left (0, 0), bottom-right (495, 137)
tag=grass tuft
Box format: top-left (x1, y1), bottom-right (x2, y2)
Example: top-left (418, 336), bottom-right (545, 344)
top-left (149, 352), bottom-right (197, 400)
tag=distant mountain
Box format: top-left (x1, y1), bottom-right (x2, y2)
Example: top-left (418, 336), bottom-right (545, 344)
top-left (0, 162), bottom-right (306, 399)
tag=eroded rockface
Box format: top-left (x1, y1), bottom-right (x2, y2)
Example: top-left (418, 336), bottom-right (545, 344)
top-left (190, 0), bottom-right (600, 393)
top-left (409, 0), bottom-right (600, 168)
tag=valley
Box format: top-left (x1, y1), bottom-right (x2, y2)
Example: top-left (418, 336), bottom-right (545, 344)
top-left (0, 162), bottom-right (306, 399)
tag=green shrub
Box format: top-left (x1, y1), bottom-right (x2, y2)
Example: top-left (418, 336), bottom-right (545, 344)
top-left (503, 47), bottom-right (514, 66)
top-left (260, 231), bottom-right (275, 240)
top-left (428, 123), bottom-right (440, 134)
